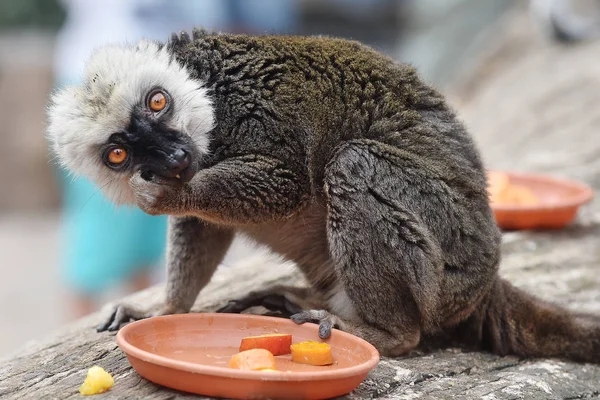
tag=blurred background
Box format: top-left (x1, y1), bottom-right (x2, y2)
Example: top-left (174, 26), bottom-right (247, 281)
top-left (0, 0), bottom-right (598, 357)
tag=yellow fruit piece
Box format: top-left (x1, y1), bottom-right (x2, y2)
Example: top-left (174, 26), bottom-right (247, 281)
top-left (79, 366), bottom-right (114, 395)
top-left (290, 341), bottom-right (333, 366)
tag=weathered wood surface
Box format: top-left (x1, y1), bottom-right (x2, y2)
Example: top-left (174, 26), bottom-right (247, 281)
top-left (4, 5), bottom-right (600, 400)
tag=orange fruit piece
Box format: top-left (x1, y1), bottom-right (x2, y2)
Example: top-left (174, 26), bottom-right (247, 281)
top-left (290, 341), bottom-right (333, 366)
top-left (239, 333), bottom-right (293, 356)
top-left (229, 349), bottom-right (277, 371)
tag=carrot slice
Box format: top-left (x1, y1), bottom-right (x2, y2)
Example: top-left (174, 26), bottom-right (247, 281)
top-left (290, 341), bottom-right (333, 366)
top-left (229, 349), bottom-right (277, 371)
top-left (239, 333), bottom-right (293, 355)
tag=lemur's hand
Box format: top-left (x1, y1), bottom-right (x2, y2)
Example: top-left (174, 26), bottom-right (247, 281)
top-left (96, 302), bottom-right (186, 332)
top-left (130, 171), bottom-right (186, 216)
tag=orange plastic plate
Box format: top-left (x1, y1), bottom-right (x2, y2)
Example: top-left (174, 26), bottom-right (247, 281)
top-left (488, 170), bottom-right (593, 230)
top-left (116, 313), bottom-right (380, 399)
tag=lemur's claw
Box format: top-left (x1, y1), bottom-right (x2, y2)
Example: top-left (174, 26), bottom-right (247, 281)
top-left (290, 309), bottom-right (340, 339)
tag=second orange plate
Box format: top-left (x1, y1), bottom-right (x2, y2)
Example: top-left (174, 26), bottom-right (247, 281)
top-left (116, 313), bottom-right (380, 399)
top-left (488, 170), bottom-right (594, 230)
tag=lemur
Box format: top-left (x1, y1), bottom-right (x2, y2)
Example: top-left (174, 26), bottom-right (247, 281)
top-left (47, 29), bottom-right (600, 362)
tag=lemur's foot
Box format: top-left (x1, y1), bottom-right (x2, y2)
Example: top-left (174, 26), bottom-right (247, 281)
top-left (290, 309), bottom-right (341, 339)
top-left (217, 292), bottom-right (303, 317)
top-left (96, 304), bottom-right (150, 332)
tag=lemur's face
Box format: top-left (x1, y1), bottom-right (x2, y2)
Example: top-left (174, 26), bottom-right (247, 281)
top-left (47, 40), bottom-right (214, 204)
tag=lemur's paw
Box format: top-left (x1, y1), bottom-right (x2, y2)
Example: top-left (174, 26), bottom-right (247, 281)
top-left (290, 309), bottom-right (341, 339)
top-left (96, 303), bottom-right (185, 332)
top-left (130, 172), bottom-right (182, 216)
top-left (217, 293), bottom-right (303, 317)
top-left (96, 304), bottom-right (150, 332)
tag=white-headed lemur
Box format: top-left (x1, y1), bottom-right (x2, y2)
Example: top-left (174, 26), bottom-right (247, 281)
top-left (47, 29), bottom-right (600, 362)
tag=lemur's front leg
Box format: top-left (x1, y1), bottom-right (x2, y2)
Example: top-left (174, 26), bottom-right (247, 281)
top-left (97, 154), bottom-right (309, 331)
top-left (97, 216), bottom-right (233, 331)
top-left (130, 154), bottom-right (308, 225)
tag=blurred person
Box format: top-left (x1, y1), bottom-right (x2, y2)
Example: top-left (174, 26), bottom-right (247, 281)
top-left (52, 0), bottom-right (300, 319)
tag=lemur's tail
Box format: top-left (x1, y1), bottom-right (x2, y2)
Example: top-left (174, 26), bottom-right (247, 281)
top-left (472, 278), bottom-right (600, 363)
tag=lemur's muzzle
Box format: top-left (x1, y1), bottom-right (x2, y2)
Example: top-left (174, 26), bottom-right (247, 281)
top-left (146, 148), bottom-right (190, 179)
top-left (140, 147), bottom-right (196, 183)
top-left (122, 114), bottom-right (200, 183)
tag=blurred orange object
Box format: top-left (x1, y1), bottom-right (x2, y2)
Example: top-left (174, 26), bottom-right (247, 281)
top-left (487, 171), bottom-right (510, 202)
top-left (486, 170), bottom-right (593, 230)
top-left (487, 171), bottom-right (539, 206)
top-left (499, 185), bottom-right (539, 206)
top-left (290, 341), bottom-right (333, 366)
top-left (239, 333), bottom-right (292, 355)
top-left (229, 349), bottom-right (277, 371)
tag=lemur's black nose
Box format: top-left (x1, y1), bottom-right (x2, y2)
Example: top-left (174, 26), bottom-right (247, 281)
top-left (167, 149), bottom-right (190, 177)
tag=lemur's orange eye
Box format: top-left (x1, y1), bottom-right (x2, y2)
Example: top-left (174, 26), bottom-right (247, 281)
top-left (108, 148), bottom-right (127, 164)
top-left (149, 91), bottom-right (167, 112)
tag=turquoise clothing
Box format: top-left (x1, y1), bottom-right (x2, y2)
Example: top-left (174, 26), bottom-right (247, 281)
top-left (59, 170), bottom-right (167, 294)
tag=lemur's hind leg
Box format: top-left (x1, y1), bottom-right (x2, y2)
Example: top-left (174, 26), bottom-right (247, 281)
top-left (217, 285), bottom-right (325, 317)
top-left (292, 140), bottom-right (445, 357)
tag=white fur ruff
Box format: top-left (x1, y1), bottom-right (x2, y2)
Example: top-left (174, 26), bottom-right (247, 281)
top-left (47, 40), bottom-right (214, 204)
